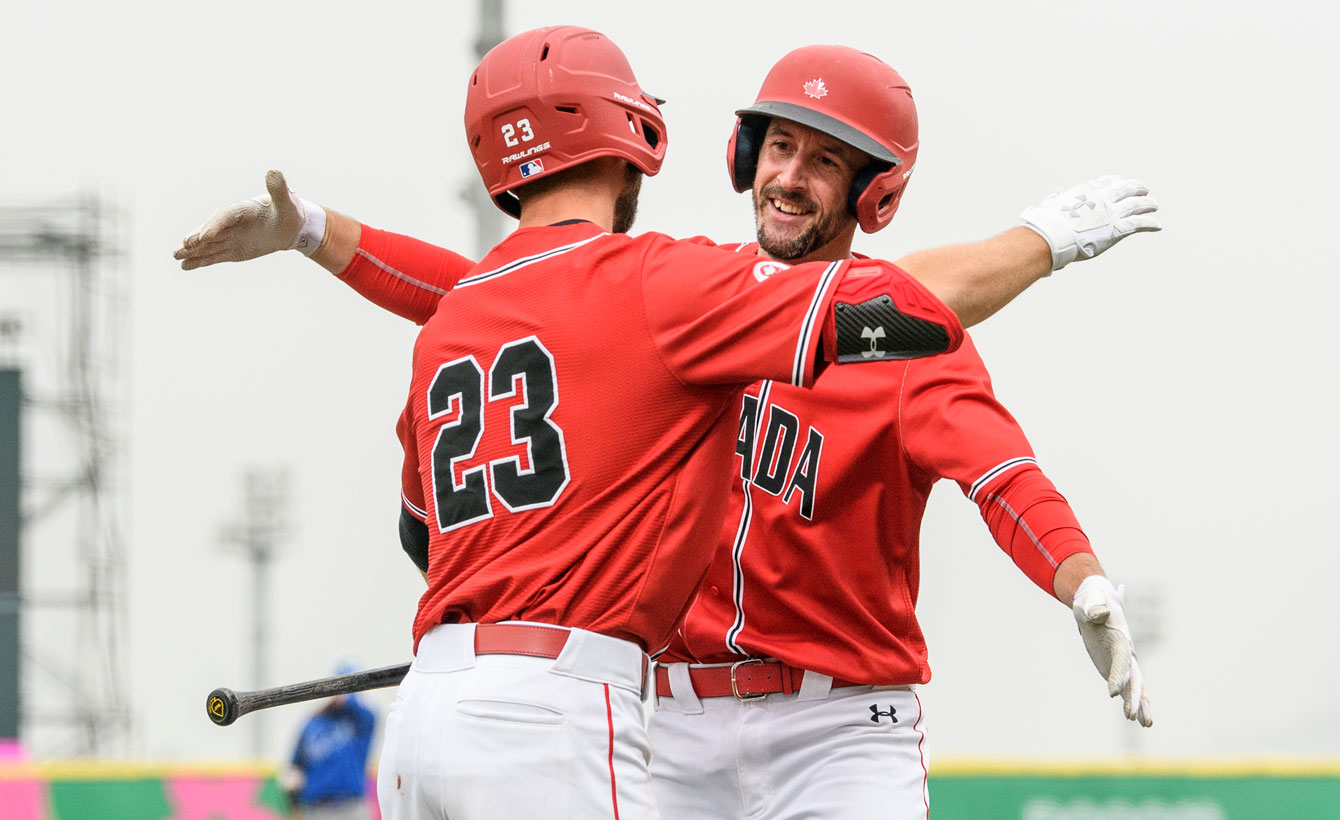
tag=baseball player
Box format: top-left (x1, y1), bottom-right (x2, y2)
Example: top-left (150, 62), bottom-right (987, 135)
top-left (649, 47), bottom-right (1154, 820)
top-left (175, 32), bottom-right (1160, 820)
top-left (283, 661), bottom-right (377, 820)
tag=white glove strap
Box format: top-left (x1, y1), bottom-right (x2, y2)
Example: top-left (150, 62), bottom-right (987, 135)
top-left (1020, 206), bottom-right (1078, 272)
top-left (293, 198), bottom-right (327, 257)
top-left (1074, 574), bottom-right (1118, 601)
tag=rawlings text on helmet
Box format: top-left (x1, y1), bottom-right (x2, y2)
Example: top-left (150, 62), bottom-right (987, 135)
top-left (501, 142), bottom-right (552, 165)
top-left (613, 91), bottom-right (654, 112)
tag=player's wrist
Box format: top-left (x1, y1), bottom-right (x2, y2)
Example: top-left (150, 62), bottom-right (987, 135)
top-left (293, 198), bottom-right (328, 257)
top-left (1019, 207), bottom-right (1078, 272)
top-left (1073, 574), bottom-right (1115, 600)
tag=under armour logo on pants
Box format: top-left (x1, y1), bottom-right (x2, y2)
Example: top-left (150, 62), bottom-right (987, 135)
top-left (869, 704), bottom-right (898, 723)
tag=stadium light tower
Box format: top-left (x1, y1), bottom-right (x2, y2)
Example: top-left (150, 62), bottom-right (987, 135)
top-left (220, 466), bottom-right (292, 759)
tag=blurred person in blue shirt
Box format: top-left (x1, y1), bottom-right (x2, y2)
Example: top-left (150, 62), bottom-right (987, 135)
top-left (283, 661), bottom-right (377, 820)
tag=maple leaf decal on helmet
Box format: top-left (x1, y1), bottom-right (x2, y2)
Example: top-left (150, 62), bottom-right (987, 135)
top-left (803, 78), bottom-right (828, 99)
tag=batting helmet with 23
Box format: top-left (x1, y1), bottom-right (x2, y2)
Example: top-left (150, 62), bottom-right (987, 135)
top-left (465, 26), bottom-right (668, 218)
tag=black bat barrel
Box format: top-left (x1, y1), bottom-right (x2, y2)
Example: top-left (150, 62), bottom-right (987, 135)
top-left (205, 662), bottom-right (409, 727)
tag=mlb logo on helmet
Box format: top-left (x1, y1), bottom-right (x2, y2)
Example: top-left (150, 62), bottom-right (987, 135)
top-left (520, 159), bottom-right (544, 178)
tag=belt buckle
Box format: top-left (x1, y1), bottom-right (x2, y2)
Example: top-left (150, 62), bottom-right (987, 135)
top-left (730, 658), bottom-right (767, 700)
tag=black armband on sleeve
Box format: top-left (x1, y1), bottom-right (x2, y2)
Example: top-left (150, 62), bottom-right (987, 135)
top-left (399, 506), bottom-right (430, 572)
top-left (833, 295), bottom-right (951, 362)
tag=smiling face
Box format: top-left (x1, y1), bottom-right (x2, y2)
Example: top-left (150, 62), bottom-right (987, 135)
top-left (751, 118), bottom-right (866, 263)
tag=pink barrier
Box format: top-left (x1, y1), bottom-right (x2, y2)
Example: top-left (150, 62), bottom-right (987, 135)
top-left (0, 779), bottom-right (50, 820)
top-left (163, 776), bottom-right (286, 820)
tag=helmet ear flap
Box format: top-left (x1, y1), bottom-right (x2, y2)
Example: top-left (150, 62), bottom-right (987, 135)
top-left (495, 191), bottom-right (522, 219)
top-left (847, 161), bottom-right (886, 221)
top-left (727, 115), bottom-right (768, 193)
top-left (852, 161), bottom-right (909, 234)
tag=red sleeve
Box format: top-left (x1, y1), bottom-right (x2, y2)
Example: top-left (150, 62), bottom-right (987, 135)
top-left (396, 397), bottom-right (431, 572)
top-left (975, 465), bottom-right (1093, 596)
top-left (336, 225), bottom-right (477, 325)
top-left (638, 235), bottom-right (961, 389)
top-left (900, 335), bottom-right (1091, 595)
top-left (396, 398), bottom-right (428, 523)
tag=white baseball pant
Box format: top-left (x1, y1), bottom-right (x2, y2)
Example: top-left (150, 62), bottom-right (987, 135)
top-left (650, 662), bottom-right (929, 820)
top-left (376, 622), bottom-right (658, 820)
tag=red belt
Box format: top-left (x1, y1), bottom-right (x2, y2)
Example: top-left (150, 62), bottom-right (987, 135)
top-left (655, 659), bottom-right (866, 700)
top-left (473, 623), bottom-right (570, 658)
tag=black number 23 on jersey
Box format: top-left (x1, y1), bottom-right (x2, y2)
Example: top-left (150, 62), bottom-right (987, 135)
top-left (427, 336), bottom-right (570, 532)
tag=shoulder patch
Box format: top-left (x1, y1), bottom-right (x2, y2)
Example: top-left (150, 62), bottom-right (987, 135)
top-left (833, 295), bottom-right (950, 362)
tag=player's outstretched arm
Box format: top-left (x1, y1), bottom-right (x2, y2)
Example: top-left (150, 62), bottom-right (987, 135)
top-left (173, 170), bottom-right (360, 276)
top-left (895, 226), bottom-right (1050, 328)
top-left (174, 171), bottom-right (472, 324)
top-left (1056, 554), bottom-right (1154, 728)
top-left (894, 175), bottom-right (1161, 328)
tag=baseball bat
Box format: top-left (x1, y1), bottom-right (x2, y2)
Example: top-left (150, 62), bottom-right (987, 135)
top-left (206, 662), bottom-right (410, 726)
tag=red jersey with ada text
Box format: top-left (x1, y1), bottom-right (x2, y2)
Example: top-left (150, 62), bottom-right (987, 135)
top-left (658, 247), bottom-right (1093, 683)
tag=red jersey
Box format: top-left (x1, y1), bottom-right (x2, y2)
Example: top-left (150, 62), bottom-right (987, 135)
top-left (389, 223), bottom-right (962, 654)
top-left (647, 248), bottom-right (1094, 684)
top-left (664, 330), bottom-right (1093, 683)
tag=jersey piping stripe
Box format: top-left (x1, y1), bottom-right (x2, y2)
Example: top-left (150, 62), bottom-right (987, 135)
top-left (968, 456), bottom-right (1037, 502)
top-left (401, 491), bottom-right (428, 521)
top-left (354, 248), bottom-right (453, 296)
top-left (726, 379), bottom-right (773, 654)
top-left (725, 483), bottom-right (754, 655)
top-left (985, 492), bottom-right (1060, 569)
top-left (456, 233), bottom-right (609, 288)
top-left (791, 261), bottom-right (842, 386)
top-left (914, 690), bottom-right (930, 817)
top-left (723, 239), bottom-right (765, 654)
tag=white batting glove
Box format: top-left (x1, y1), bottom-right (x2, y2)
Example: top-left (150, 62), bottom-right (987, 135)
top-left (173, 170), bottom-right (327, 270)
top-left (1021, 175), bottom-right (1161, 272)
top-left (1072, 575), bottom-right (1153, 727)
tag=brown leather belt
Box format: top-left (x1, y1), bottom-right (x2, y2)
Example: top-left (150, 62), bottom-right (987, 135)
top-left (473, 623), bottom-right (570, 658)
top-left (655, 659), bottom-right (866, 700)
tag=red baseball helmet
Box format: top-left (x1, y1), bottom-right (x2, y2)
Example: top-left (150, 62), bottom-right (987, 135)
top-left (727, 45), bottom-right (918, 233)
top-left (465, 26), bottom-right (668, 217)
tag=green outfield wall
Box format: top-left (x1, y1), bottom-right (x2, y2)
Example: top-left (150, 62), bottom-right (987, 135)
top-left (0, 761), bottom-right (1336, 819)
top-left (931, 762), bottom-right (1340, 819)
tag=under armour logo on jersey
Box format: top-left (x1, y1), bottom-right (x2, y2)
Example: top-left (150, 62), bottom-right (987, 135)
top-left (803, 78), bottom-right (828, 99)
top-left (860, 325), bottom-right (886, 358)
top-left (869, 704), bottom-right (898, 724)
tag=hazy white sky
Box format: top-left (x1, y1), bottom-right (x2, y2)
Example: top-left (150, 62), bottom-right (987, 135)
top-left (3, 0), bottom-right (1337, 763)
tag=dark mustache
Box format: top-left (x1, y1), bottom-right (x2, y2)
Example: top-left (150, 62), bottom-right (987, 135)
top-left (758, 184), bottom-right (817, 213)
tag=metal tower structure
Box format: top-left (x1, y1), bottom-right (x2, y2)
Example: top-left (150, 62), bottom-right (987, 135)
top-left (461, 0), bottom-right (508, 258)
top-left (0, 195), bottom-right (131, 757)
